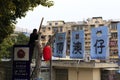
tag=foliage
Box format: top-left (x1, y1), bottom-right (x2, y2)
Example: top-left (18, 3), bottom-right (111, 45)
top-left (0, 0), bottom-right (54, 44)
top-left (15, 32), bottom-right (29, 45)
top-left (0, 32), bottom-right (30, 59)
top-left (0, 36), bottom-right (14, 58)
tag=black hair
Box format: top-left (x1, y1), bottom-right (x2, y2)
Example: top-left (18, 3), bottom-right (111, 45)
top-left (33, 29), bottom-right (37, 33)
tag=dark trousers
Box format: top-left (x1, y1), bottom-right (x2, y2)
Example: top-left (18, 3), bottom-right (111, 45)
top-left (29, 44), bottom-right (35, 63)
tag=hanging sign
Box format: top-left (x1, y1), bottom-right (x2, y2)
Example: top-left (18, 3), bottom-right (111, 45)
top-left (90, 26), bottom-right (109, 60)
top-left (12, 45), bottom-right (30, 80)
top-left (70, 30), bottom-right (85, 59)
top-left (53, 32), bottom-right (66, 58)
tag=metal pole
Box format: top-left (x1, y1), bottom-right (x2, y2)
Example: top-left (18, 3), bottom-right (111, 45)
top-left (50, 59), bottom-right (52, 80)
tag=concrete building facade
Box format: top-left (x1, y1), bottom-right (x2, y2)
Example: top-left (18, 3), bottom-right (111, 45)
top-left (51, 60), bottom-right (119, 80)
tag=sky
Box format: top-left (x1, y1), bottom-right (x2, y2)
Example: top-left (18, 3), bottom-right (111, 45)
top-left (16, 0), bottom-right (120, 30)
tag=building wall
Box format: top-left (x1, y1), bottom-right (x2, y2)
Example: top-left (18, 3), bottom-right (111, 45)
top-left (68, 68), bottom-right (100, 80)
top-left (78, 68), bottom-right (93, 80)
top-left (109, 21), bottom-right (119, 59)
top-left (68, 68), bottom-right (77, 80)
top-left (93, 68), bottom-right (101, 80)
top-left (69, 68), bottom-right (93, 80)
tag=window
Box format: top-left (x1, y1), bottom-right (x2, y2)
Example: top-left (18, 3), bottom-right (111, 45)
top-left (56, 69), bottom-right (68, 80)
top-left (68, 30), bottom-right (71, 34)
top-left (60, 27), bottom-right (63, 32)
top-left (55, 22), bottom-right (58, 25)
top-left (111, 33), bottom-right (117, 38)
top-left (79, 27), bottom-right (83, 30)
top-left (99, 24), bottom-right (104, 26)
top-left (72, 27), bottom-right (77, 31)
top-left (48, 35), bottom-right (51, 39)
top-left (48, 27), bottom-right (51, 30)
top-left (49, 23), bottom-right (52, 26)
top-left (111, 23), bottom-right (117, 30)
top-left (90, 25), bottom-right (95, 29)
top-left (77, 26), bottom-right (79, 30)
top-left (41, 35), bottom-right (46, 40)
top-left (95, 20), bottom-right (99, 23)
top-left (42, 29), bottom-right (45, 32)
top-left (53, 27), bottom-right (58, 32)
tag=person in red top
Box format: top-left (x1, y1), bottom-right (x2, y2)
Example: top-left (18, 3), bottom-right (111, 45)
top-left (28, 28), bottom-right (38, 63)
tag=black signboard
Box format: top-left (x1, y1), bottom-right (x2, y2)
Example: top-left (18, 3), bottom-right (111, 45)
top-left (12, 45), bottom-right (30, 80)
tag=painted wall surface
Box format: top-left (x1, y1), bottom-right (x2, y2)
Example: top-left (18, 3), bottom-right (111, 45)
top-left (68, 68), bottom-right (100, 80)
top-left (68, 68), bottom-right (77, 80)
top-left (93, 68), bottom-right (101, 80)
top-left (78, 68), bottom-right (93, 80)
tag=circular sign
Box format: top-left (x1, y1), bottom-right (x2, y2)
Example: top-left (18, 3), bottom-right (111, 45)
top-left (17, 49), bottom-right (25, 58)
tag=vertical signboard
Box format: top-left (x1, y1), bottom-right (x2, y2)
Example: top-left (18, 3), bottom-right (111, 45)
top-left (70, 30), bottom-right (85, 59)
top-left (90, 26), bottom-right (109, 60)
top-left (53, 32), bottom-right (66, 58)
top-left (12, 45), bottom-right (30, 80)
top-left (117, 23), bottom-right (120, 65)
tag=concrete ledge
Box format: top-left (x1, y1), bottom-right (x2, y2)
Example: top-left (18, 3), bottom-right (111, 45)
top-left (52, 60), bottom-right (118, 68)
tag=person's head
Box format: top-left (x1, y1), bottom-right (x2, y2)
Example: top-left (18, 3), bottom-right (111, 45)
top-left (33, 29), bottom-right (37, 34)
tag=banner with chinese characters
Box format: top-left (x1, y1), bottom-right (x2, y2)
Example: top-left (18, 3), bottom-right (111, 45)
top-left (53, 32), bottom-right (66, 58)
top-left (117, 23), bottom-right (120, 59)
top-left (70, 30), bottom-right (85, 59)
top-left (12, 45), bottom-right (30, 80)
top-left (90, 26), bottom-right (109, 60)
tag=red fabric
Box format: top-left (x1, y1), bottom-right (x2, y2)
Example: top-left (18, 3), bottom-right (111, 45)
top-left (43, 46), bottom-right (52, 61)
